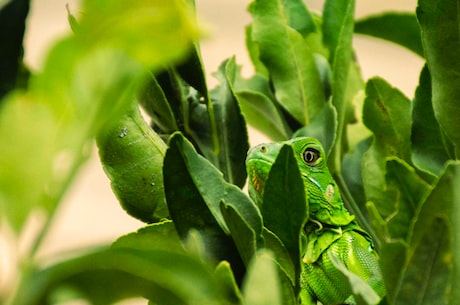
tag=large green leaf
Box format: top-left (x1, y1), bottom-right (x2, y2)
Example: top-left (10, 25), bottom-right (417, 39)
top-left (96, 104), bottom-right (168, 223)
top-left (322, 0), bottom-right (356, 171)
top-left (12, 247), bottom-right (222, 305)
top-left (393, 162), bottom-right (460, 305)
top-left (237, 90), bottom-right (290, 141)
top-left (355, 13), bottom-right (423, 57)
top-left (411, 66), bottom-right (454, 176)
top-left (361, 77), bottom-right (412, 216)
top-left (248, 0), bottom-right (325, 125)
top-left (163, 132), bottom-right (262, 281)
top-left (261, 144), bottom-right (307, 293)
top-left (417, 0), bottom-right (460, 156)
top-left (206, 57), bottom-right (250, 188)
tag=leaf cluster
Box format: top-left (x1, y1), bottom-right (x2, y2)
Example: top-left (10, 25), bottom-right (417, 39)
top-left (2, 0), bottom-right (460, 304)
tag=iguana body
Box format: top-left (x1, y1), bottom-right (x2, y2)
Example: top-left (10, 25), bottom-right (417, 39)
top-left (246, 137), bottom-right (385, 305)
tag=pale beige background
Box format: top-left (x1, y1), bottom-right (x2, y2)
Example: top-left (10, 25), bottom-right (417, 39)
top-left (7, 0), bottom-right (423, 303)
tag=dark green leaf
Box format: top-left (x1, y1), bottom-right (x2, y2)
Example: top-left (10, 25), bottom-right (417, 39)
top-left (0, 0), bottom-right (29, 99)
top-left (417, 0), bottom-right (460, 156)
top-left (378, 240), bottom-right (408, 304)
top-left (96, 105), bottom-right (168, 223)
top-left (164, 133), bottom-right (262, 280)
top-left (262, 144), bottom-right (307, 292)
top-left (206, 57), bottom-right (250, 188)
top-left (163, 133), bottom-right (242, 273)
top-left (405, 162), bottom-right (460, 305)
top-left (355, 13), bottom-right (423, 57)
top-left (411, 65), bottom-right (454, 176)
top-left (396, 218), bottom-right (451, 305)
top-left (139, 73), bottom-right (178, 134)
top-left (177, 43), bottom-right (209, 99)
top-left (342, 137), bottom-right (372, 218)
top-left (248, 0), bottom-right (325, 125)
top-left (220, 202), bottom-right (262, 266)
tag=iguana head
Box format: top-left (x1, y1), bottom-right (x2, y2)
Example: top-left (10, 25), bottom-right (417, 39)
top-left (246, 137), bottom-right (354, 226)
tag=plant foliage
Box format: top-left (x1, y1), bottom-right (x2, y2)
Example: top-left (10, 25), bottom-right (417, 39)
top-left (1, 0), bottom-right (460, 304)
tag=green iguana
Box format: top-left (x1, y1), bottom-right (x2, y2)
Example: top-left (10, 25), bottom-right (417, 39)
top-left (246, 137), bottom-right (385, 305)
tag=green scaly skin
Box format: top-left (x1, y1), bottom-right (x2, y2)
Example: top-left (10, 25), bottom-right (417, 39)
top-left (246, 137), bottom-right (385, 305)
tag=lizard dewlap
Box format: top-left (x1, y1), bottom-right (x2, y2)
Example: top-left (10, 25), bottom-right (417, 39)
top-left (246, 137), bottom-right (386, 305)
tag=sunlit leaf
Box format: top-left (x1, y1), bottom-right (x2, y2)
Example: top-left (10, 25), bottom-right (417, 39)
top-left (248, 0), bottom-right (325, 125)
top-left (242, 250), bottom-right (282, 305)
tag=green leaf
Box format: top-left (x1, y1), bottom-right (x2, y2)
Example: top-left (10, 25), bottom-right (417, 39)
top-left (383, 158), bottom-right (430, 241)
top-left (417, 0), bottom-right (460, 156)
top-left (292, 102), bottom-right (337, 156)
top-left (163, 132), bottom-right (262, 280)
top-left (12, 247), bottom-right (221, 305)
top-left (355, 13), bottom-right (423, 57)
top-left (245, 25), bottom-right (268, 76)
top-left (206, 57), bottom-right (250, 188)
top-left (96, 105), bottom-right (168, 223)
top-left (220, 203), bottom-right (260, 266)
top-left (237, 90), bottom-right (290, 141)
top-left (396, 217), bottom-right (451, 305)
top-left (322, 0), bottom-right (356, 172)
top-left (411, 65), bottom-right (454, 176)
top-left (235, 73), bottom-right (291, 141)
top-left (176, 43), bottom-right (209, 99)
top-left (215, 261), bottom-right (243, 305)
top-left (342, 137), bottom-right (372, 218)
top-left (0, 0), bottom-right (29, 99)
top-left (139, 73), bottom-right (178, 134)
top-left (262, 144), bottom-right (307, 292)
top-left (112, 220), bottom-right (182, 252)
top-left (402, 161), bottom-right (460, 305)
top-left (361, 77), bottom-right (412, 215)
top-left (163, 133), bottom-right (241, 271)
top-left (263, 228), bottom-right (296, 286)
top-left (242, 250), bottom-right (282, 305)
top-left (248, 0), bottom-right (325, 125)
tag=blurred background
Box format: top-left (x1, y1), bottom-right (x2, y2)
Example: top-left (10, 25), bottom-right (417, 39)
top-left (12, 0), bottom-right (422, 301)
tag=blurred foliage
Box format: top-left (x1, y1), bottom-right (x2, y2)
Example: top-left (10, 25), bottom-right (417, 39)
top-left (1, 0), bottom-right (460, 304)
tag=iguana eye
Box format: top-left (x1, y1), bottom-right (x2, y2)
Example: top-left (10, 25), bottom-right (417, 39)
top-left (303, 148), bottom-right (320, 164)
